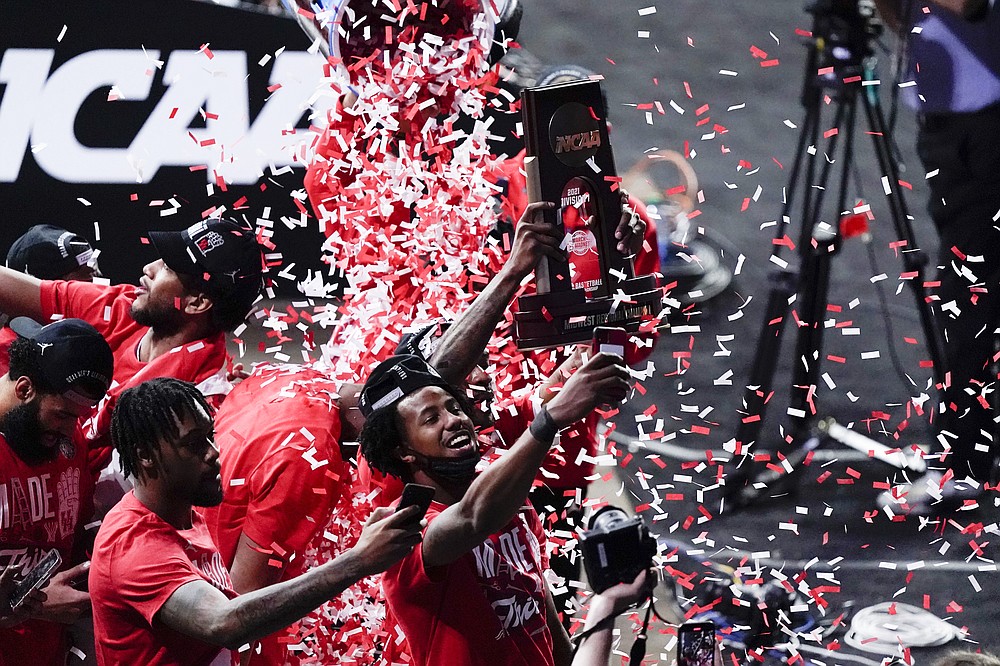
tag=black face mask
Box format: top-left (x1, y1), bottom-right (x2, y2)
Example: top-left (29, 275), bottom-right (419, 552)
top-left (410, 448), bottom-right (481, 482)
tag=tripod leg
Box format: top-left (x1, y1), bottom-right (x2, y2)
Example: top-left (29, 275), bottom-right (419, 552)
top-left (860, 92), bottom-right (947, 386)
top-left (732, 99), bottom-right (823, 455)
top-left (785, 97), bottom-right (854, 441)
top-left (727, 222), bottom-right (839, 509)
top-left (726, 95), bottom-right (854, 509)
top-left (734, 269), bottom-right (797, 453)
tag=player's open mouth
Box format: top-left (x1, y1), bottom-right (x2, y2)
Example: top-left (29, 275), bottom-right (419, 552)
top-left (445, 432), bottom-right (475, 452)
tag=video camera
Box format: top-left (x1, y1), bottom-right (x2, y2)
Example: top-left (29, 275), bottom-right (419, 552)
top-left (580, 506), bottom-right (657, 594)
top-left (805, 0), bottom-right (882, 87)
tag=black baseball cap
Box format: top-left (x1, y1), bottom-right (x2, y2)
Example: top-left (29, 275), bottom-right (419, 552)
top-left (6, 225), bottom-right (96, 280)
top-left (395, 320), bottom-right (452, 360)
top-left (358, 354), bottom-right (457, 417)
top-left (148, 219), bottom-right (264, 309)
top-left (10, 317), bottom-right (114, 407)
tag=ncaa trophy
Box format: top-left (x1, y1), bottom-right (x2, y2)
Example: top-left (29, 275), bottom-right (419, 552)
top-left (514, 79), bottom-right (662, 350)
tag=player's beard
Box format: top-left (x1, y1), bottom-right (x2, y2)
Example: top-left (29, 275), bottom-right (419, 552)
top-left (130, 298), bottom-right (185, 336)
top-left (0, 400), bottom-right (61, 465)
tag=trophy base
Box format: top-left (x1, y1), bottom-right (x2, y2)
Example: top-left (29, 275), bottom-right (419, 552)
top-left (513, 275), bottom-right (662, 350)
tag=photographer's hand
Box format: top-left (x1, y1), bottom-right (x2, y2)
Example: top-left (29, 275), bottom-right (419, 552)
top-left (596, 568), bottom-right (655, 615)
top-left (31, 561), bottom-right (90, 624)
top-left (572, 569), bottom-right (655, 666)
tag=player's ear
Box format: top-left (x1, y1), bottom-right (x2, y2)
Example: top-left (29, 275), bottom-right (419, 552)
top-left (13, 376), bottom-right (35, 402)
top-left (136, 444), bottom-right (160, 479)
top-left (182, 291), bottom-right (213, 317)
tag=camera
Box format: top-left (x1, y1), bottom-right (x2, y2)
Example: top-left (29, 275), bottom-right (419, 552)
top-left (580, 506), bottom-right (657, 594)
top-left (805, 0), bottom-right (882, 87)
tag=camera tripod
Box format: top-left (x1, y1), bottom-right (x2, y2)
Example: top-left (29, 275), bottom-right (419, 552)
top-left (723, 4), bottom-right (945, 509)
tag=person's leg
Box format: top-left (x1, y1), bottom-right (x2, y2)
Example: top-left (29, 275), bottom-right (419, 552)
top-left (918, 107), bottom-right (1000, 483)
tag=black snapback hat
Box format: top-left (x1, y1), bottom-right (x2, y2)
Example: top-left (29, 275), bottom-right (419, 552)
top-left (10, 317), bottom-right (114, 407)
top-left (149, 219), bottom-right (264, 308)
top-left (394, 320), bottom-right (452, 360)
top-left (358, 354), bottom-right (456, 417)
top-left (6, 225), bottom-right (96, 280)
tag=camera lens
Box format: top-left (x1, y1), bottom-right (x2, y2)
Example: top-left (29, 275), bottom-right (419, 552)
top-left (590, 507), bottom-right (629, 531)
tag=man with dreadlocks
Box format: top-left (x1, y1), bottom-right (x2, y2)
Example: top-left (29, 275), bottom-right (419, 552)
top-left (89, 377), bottom-right (423, 666)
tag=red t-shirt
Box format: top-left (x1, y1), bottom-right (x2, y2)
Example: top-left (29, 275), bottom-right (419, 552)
top-left (382, 500), bottom-right (553, 666)
top-left (0, 431), bottom-right (95, 666)
top-left (200, 363), bottom-right (346, 665)
top-left (90, 491), bottom-right (237, 666)
top-left (40, 280), bottom-right (231, 469)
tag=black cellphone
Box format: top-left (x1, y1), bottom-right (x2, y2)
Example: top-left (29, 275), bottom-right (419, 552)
top-left (10, 549), bottom-right (62, 609)
top-left (396, 483), bottom-right (436, 521)
top-left (592, 326), bottom-right (628, 363)
top-left (677, 621), bottom-right (716, 666)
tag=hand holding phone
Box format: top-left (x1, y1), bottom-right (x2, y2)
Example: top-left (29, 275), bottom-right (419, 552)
top-left (678, 621), bottom-right (716, 666)
top-left (592, 326), bottom-right (628, 363)
top-left (10, 549), bottom-right (62, 610)
top-left (395, 483), bottom-right (436, 523)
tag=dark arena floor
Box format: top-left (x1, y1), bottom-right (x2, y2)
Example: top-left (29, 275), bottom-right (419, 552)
top-left (514, 0), bottom-right (1000, 662)
top-left (2, 0), bottom-right (996, 663)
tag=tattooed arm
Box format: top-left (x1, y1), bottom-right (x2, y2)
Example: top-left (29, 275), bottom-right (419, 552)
top-left (430, 201), bottom-right (561, 384)
top-left (157, 506), bottom-right (421, 649)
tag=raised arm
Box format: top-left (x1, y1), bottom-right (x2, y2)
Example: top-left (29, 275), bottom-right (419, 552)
top-left (432, 192), bottom-right (648, 384)
top-left (571, 569), bottom-right (654, 666)
top-left (430, 201), bottom-right (561, 383)
top-left (420, 352), bottom-right (630, 568)
top-left (0, 266), bottom-right (44, 320)
top-left (157, 505), bottom-right (421, 650)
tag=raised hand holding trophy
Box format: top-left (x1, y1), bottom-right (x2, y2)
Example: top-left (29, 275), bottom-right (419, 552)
top-left (514, 79), bottom-right (662, 350)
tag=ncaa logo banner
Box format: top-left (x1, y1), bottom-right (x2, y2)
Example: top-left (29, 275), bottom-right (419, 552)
top-left (0, 0), bottom-right (331, 287)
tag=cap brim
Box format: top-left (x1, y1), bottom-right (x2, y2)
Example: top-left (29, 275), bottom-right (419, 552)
top-left (149, 230), bottom-right (198, 274)
top-left (9, 317), bottom-right (44, 339)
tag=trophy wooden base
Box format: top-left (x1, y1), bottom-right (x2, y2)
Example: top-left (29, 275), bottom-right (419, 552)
top-left (513, 275), bottom-right (662, 350)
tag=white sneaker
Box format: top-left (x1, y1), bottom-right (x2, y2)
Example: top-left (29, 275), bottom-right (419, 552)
top-left (877, 471), bottom-right (984, 518)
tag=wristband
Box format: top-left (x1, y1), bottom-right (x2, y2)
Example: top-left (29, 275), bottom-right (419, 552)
top-left (529, 406), bottom-right (559, 444)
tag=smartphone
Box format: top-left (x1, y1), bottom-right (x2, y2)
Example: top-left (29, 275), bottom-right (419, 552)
top-left (677, 621), bottom-right (716, 666)
top-left (396, 483), bottom-right (436, 521)
top-left (10, 549), bottom-right (62, 609)
top-left (592, 326), bottom-right (628, 361)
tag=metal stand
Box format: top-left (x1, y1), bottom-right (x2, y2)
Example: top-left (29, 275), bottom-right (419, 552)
top-left (724, 16), bottom-right (945, 510)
